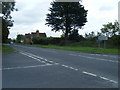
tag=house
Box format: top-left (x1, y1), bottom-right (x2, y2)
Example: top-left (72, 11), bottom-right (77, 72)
top-left (25, 30), bottom-right (47, 44)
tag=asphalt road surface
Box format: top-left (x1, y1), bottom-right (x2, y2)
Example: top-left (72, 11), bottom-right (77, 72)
top-left (2, 45), bottom-right (119, 88)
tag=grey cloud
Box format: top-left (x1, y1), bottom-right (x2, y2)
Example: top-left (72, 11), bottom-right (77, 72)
top-left (12, 1), bottom-right (51, 25)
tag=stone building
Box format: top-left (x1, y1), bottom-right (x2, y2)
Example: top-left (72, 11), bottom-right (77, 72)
top-left (25, 30), bottom-right (46, 44)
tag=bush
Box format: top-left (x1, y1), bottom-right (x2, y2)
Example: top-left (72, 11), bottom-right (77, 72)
top-left (32, 38), bottom-right (49, 45)
top-left (32, 37), bottom-right (61, 45)
top-left (107, 35), bottom-right (120, 48)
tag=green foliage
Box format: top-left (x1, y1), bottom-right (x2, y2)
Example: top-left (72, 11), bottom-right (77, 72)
top-left (16, 34), bottom-right (25, 43)
top-left (46, 2), bottom-right (88, 39)
top-left (85, 31), bottom-right (96, 39)
top-left (2, 2), bottom-right (17, 43)
top-left (2, 18), bottom-right (9, 43)
top-left (32, 37), bottom-right (61, 45)
top-left (100, 21), bottom-right (119, 37)
top-left (107, 35), bottom-right (120, 48)
top-left (69, 29), bottom-right (80, 41)
top-left (68, 29), bottom-right (85, 42)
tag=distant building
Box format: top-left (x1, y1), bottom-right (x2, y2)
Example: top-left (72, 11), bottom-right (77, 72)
top-left (25, 30), bottom-right (47, 44)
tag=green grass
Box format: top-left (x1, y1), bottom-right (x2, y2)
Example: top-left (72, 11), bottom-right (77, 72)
top-left (2, 45), bottom-right (15, 53)
top-left (24, 44), bottom-right (119, 54)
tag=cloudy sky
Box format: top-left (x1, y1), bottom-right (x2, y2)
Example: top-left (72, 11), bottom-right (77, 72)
top-left (9, 0), bottom-right (119, 39)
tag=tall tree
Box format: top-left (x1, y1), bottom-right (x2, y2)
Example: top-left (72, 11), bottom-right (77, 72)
top-left (2, 2), bottom-right (17, 43)
top-left (46, 1), bottom-right (87, 40)
top-left (100, 21), bottom-right (119, 37)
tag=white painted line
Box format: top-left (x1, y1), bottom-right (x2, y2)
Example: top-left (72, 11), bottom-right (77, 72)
top-left (109, 80), bottom-right (118, 84)
top-left (20, 51), bottom-right (60, 66)
top-left (1, 64), bottom-right (53, 70)
top-left (41, 61), bottom-right (46, 63)
top-left (74, 68), bottom-right (79, 71)
top-left (20, 52), bottom-right (44, 63)
top-left (69, 67), bottom-right (75, 69)
top-left (69, 54), bottom-right (119, 63)
top-left (61, 64), bottom-right (78, 71)
top-left (69, 67), bottom-right (78, 71)
top-left (44, 59), bottom-right (48, 61)
top-left (99, 76), bottom-right (118, 84)
top-left (62, 64), bottom-right (69, 68)
top-left (54, 63), bottom-right (59, 65)
top-left (82, 71), bottom-right (97, 77)
top-left (20, 51), bottom-right (55, 63)
top-left (78, 55), bottom-right (118, 63)
top-left (46, 63), bottom-right (53, 65)
top-left (99, 76), bottom-right (109, 80)
top-left (48, 61), bottom-right (53, 63)
top-left (20, 52), bottom-right (44, 60)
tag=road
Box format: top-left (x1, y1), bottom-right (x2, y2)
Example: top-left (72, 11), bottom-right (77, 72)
top-left (2, 45), bottom-right (119, 88)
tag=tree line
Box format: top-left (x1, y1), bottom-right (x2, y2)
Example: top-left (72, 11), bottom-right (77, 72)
top-left (2, 1), bottom-right (120, 48)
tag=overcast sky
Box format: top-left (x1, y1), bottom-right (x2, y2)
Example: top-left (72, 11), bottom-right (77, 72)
top-left (9, 0), bottom-right (119, 39)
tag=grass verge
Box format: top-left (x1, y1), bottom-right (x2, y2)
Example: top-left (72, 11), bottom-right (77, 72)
top-left (2, 45), bottom-right (15, 53)
top-left (23, 44), bottom-right (119, 54)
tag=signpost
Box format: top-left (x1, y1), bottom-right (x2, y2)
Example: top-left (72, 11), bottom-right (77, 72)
top-left (98, 35), bottom-right (108, 48)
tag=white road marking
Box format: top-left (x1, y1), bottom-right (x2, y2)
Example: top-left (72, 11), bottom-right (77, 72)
top-left (44, 59), bottom-right (48, 61)
top-left (99, 76), bottom-right (118, 84)
top-left (74, 68), bottom-right (78, 71)
top-left (90, 54), bottom-right (117, 58)
top-left (20, 51), bottom-right (60, 66)
top-left (69, 67), bottom-right (78, 71)
top-left (19, 51), bottom-right (118, 85)
top-left (82, 71), bottom-right (97, 77)
top-left (20, 52), bottom-right (44, 60)
top-left (62, 64), bottom-right (69, 68)
top-left (69, 67), bottom-right (75, 70)
top-left (69, 54), bottom-right (119, 63)
top-left (41, 61), bottom-right (46, 63)
top-left (48, 61), bottom-right (53, 63)
top-left (82, 71), bottom-right (118, 84)
top-left (1, 64), bottom-right (53, 70)
top-left (20, 52), bottom-right (44, 63)
top-left (54, 63), bottom-right (59, 65)
top-left (61, 64), bottom-right (78, 71)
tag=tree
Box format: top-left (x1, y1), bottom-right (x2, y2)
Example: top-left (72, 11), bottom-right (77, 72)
top-left (2, 2), bottom-right (17, 43)
top-left (84, 31), bottom-right (96, 39)
top-left (46, 1), bottom-right (88, 40)
top-left (69, 29), bottom-right (80, 41)
top-left (100, 21), bottom-right (119, 37)
top-left (16, 34), bottom-right (25, 43)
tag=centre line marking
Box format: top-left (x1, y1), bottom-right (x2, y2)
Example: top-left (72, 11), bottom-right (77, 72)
top-left (99, 76), bottom-right (118, 84)
top-left (1, 64), bottom-right (53, 70)
top-left (82, 71), bottom-right (97, 77)
top-left (62, 64), bottom-right (69, 68)
top-left (49, 61), bottom-right (53, 63)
